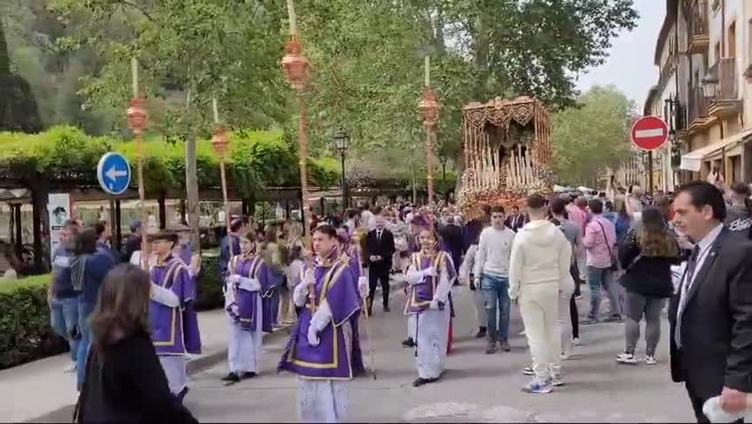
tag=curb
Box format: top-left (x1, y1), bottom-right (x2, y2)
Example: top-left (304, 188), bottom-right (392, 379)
top-left (26, 323), bottom-right (293, 423)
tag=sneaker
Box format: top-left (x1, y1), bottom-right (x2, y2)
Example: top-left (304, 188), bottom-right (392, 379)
top-left (644, 355), bottom-right (657, 366)
top-left (485, 341), bottom-right (498, 355)
top-left (560, 353), bottom-right (569, 361)
top-left (616, 352), bottom-right (639, 364)
top-left (551, 375), bottom-right (565, 387)
top-left (572, 337), bottom-right (581, 346)
top-left (518, 329), bottom-right (526, 336)
top-left (64, 362), bottom-right (77, 373)
top-left (522, 365), bottom-right (535, 376)
top-left (522, 378), bottom-right (553, 394)
top-left (581, 317), bottom-right (599, 325)
top-left (500, 340), bottom-right (511, 352)
top-left (402, 337), bottom-right (415, 348)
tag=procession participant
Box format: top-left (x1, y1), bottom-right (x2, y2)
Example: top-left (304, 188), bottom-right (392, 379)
top-left (278, 225), bottom-right (362, 423)
top-left (401, 213), bottom-right (432, 348)
top-left (404, 227), bottom-right (456, 387)
top-left (222, 232), bottom-right (269, 383)
top-left (260, 228), bottom-right (286, 328)
top-left (337, 227), bottom-right (369, 377)
top-left (147, 230), bottom-right (201, 402)
top-left (173, 224), bottom-right (201, 277)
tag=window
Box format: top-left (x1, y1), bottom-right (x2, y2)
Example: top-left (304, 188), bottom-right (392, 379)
top-left (728, 21), bottom-right (736, 58)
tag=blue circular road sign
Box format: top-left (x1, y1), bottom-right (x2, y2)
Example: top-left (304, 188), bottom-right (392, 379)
top-left (97, 152), bottom-right (132, 196)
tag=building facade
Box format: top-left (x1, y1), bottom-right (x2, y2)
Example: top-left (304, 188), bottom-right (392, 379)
top-left (647, 0), bottom-right (752, 188)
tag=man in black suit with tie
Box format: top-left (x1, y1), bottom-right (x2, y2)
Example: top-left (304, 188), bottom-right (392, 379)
top-left (670, 181), bottom-right (752, 422)
top-left (366, 215), bottom-right (395, 315)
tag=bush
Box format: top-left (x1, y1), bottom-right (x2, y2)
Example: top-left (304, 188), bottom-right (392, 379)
top-left (194, 251), bottom-right (223, 311)
top-left (0, 275), bottom-right (66, 370)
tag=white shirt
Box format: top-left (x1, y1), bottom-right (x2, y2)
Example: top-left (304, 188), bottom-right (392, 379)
top-left (473, 226), bottom-right (515, 278)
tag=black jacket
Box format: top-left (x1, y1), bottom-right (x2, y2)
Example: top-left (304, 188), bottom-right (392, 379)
top-left (668, 228), bottom-right (752, 400)
top-left (77, 331), bottom-right (197, 424)
top-left (618, 229), bottom-right (680, 298)
top-left (365, 228), bottom-right (395, 269)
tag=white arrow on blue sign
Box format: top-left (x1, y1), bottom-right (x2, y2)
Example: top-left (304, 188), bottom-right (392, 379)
top-left (96, 152), bottom-right (132, 196)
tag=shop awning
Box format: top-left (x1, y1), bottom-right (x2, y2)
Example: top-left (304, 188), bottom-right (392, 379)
top-left (680, 128), bottom-right (752, 172)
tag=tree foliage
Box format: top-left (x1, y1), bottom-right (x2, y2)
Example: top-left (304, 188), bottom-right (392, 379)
top-left (0, 11), bottom-right (42, 133)
top-left (552, 85), bottom-right (636, 186)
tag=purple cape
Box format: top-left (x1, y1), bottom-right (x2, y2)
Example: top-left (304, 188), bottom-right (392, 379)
top-left (339, 246), bottom-right (366, 377)
top-left (404, 251), bottom-right (456, 315)
top-left (278, 258), bottom-right (361, 379)
top-left (229, 255), bottom-right (266, 331)
top-left (149, 256), bottom-right (202, 355)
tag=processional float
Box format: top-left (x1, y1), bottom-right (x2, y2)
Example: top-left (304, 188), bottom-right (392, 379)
top-left (458, 96), bottom-right (555, 217)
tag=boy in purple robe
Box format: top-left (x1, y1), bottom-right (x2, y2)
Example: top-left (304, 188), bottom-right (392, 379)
top-left (337, 228), bottom-right (369, 377)
top-left (148, 230), bottom-right (201, 403)
top-left (278, 225), bottom-right (361, 423)
top-left (222, 232), bottom-right (269, 383)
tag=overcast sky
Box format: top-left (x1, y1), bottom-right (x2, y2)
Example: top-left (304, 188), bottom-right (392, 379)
top-left (576, 0), bottom-right (665, 109)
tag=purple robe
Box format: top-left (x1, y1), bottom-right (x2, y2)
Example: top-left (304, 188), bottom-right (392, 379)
top-left (339, 246), bottom-right (366, 377)
top-left (259, 259), bottom-right (279, 334)
top-left (278, 258), bottom-right (361, 379)
top-left (229, 255), bottom-right (267, 332)
top-left (150, 255), bottom-right (202, 355)
top-left (404, 251), bottom-right (456, 315)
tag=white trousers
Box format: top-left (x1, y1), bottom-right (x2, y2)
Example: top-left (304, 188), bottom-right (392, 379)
top-left (519, 284), bottom-right (561, 380)
top-left (297, 378), bottom-right (348, 423)
top-left (415, 308), bottom-right (450, 379)
top-left (558, 287), bottom-right (575, 358)
top-left (159, 355), bottom-right (187, 395)
top-left (407, 313), bottom-right (416, 340)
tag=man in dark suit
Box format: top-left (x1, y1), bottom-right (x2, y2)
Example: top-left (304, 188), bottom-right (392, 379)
top-left (670, 181), bottom-right (752, 422)
top-left (366, 215), bottom-right (395, 315)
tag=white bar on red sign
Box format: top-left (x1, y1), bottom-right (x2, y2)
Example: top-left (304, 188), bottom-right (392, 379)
top-left (634, 128), bottom-right (664, 138)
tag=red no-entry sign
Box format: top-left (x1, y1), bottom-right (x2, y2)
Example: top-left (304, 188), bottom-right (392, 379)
top-left (630, 116), bottom-right (669, 151)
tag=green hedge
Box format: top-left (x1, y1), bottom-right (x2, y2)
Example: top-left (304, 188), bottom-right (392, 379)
top-left (0, 125), bottom-right (340, 193)
top-left (0, 275), bottom-right (66, 370)
top-left (0, 259), bottom-right (224, 370)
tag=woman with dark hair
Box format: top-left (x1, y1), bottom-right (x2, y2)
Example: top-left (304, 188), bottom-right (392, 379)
top-left (71, 228), bottom-right (114, 389)
top-left (725, 182), bottom-right (752, 238)
top-left (76, 264), bottom-right (197, 424)
top-left (617, 207), bottom-right (681, 365)
top-left (261, 227), bottom-right (285, 327)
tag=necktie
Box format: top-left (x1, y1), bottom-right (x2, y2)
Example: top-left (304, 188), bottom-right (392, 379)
top-left (676, 245), bottom-right (701, 348)
top-left (377, 230), bottom-right (382, 241)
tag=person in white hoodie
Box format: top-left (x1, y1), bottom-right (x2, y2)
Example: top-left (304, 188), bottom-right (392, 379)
top-left (509, 193), bottom-right (575, 394)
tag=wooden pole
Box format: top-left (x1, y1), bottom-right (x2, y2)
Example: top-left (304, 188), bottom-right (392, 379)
top-left (297, 94), bottom-right (311, 237)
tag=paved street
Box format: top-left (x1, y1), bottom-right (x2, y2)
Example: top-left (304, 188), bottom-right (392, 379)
top-left (175, 288), bottom-right (690, 423)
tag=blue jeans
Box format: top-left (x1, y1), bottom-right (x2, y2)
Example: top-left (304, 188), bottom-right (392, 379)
top-left (587, 266), bottom-right (621, 320)
top-left (50, 297), bottom-right (80, 362)
top-left (76, 300), bottom-right (96, 388)
top-left (481, 274), bottom-right (511, 343)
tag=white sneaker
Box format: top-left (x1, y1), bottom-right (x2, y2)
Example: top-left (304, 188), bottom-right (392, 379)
top-left (560, 353), bottom-right (569, 361)
top-left (551, 375), bottom-right (565, 387)
top-left (572, 337), bottom-right (580, 346)
top-left (518, 329), bottom-right (526, 336)
top-left (63, 362), bottom-right (77, 373)
top-left (616, 352), bottom-right (639, 364)
top-left (644, 355), bottom-right (657, 365)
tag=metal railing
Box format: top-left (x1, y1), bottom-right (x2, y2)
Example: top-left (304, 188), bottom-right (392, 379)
top-left (687, 85), bottom-right (709, 124)
top-left (689, 0), bottom-right (708, 37)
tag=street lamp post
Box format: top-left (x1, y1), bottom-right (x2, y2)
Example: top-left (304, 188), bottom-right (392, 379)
top-left (333, 128), bottom-right (349, 210)
top-left (282, 0), bottom-right (311, 237)
top-left (127, 58), bottom-right (149, 270)
top-left (419, 56), bottom-right (439, 206)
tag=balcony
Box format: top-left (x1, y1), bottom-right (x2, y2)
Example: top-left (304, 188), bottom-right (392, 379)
top-left (707, 58), bottom-right (742, 119)
top-left (687, 0), bottom-right (709, 55)
top-left (686, 85), bottom-right (714, 134)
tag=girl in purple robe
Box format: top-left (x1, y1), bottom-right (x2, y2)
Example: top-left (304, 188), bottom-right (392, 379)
top-left (222, 232), bottom-right (270, 383)
top-left (148, 231), bottom-right (201, 403)
top-left (404, 227), bottom-right (456, 387)
top-left (278, 225), bottom-right (361, 423)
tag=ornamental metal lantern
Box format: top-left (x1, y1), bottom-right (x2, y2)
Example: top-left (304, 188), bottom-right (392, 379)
top-left (333, 128), bottom-right (349, 153)
top-left (211, 125), bottom-right (230, 158)
top-left (281, 37), bottom-right (310, 91)
top-left (419, 87), bottom-right (440, 128)
top-left (702, 74), bottom-right (718, 98)
top-left (126, 98), bottom-right (149, 135)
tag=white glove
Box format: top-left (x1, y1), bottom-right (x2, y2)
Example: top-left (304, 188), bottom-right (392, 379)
top-left (238, 277), bottom-right (261, 292)
top-left (227, 274), bottom-right (240, 285)
top-left (703, 396), bottom-right (747, 423)
top-left (151, 284), bottom-right (180, 308)
top-left (423, 267), bottom-right (437, 277)
top-left (429, 299), bottom-right (442, 310)
top-left (224, 283), bottom-right (236, 309)
top-left (357, 276), bottom-right (369, 298)
top-left (307, 301), bottom-right (332, 347)
top-left (293, 282), bottom-right (309, 307)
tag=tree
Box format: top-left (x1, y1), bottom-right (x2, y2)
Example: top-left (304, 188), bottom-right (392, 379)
top-left (551, 85), bottom-right (637, 186)
top-left (0, 12), bottom-right (42, 133)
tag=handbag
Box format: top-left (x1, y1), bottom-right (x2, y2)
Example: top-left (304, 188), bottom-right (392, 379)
top-left (596, 220), bottom-right (618, 271)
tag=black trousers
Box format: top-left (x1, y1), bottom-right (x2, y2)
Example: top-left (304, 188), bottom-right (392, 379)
top-left (368, 265), bottom-right (390, 310)
top-left (686, 380), bottom-right (710, 423)
top-left (570, 295), bottom-right (579, 339)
